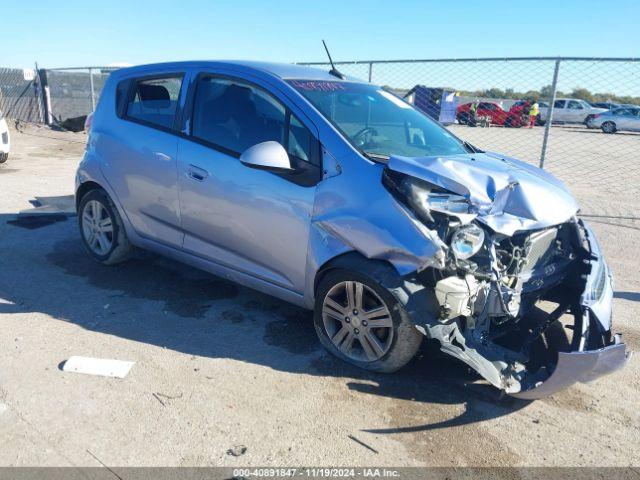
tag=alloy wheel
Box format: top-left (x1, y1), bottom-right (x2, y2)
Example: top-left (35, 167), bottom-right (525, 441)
top-left (81, 200), bottom-right (114, 256)
top-left (602, 121), bottom-right (616, 134)
top-left (321, 281), bottom-right (394, 363)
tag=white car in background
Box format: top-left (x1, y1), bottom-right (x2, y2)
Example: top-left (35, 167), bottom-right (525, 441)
top-left (539, 98), bottom-right (607, 125)
top-left (0, 110), bottom-right (10, 163)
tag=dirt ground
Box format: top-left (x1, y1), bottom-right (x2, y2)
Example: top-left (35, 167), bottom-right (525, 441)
top-left (0, 123), bottom-right (638, 467)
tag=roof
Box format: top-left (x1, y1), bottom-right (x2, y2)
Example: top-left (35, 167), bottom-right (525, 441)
top-left (113, 60), bottom-right (365, 83)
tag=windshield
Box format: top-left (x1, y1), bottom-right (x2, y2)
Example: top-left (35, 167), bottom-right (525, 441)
top-left (289, 80), bottom-right (468, 159)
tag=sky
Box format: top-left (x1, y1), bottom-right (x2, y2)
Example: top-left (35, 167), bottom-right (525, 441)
top-left (3, 0), bottom-right (640, 69)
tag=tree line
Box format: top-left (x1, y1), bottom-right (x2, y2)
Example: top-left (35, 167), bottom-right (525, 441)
top-left (459, 86), bottom-right (640, 105)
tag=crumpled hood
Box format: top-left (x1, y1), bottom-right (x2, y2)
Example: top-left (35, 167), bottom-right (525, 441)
top-left (387, 152), bottom-right (579, 236)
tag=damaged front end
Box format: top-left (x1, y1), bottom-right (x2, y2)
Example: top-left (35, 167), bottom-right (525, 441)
top-left (382, 154), bottom-right (630, 398)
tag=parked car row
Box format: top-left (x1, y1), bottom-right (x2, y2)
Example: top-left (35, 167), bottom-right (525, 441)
top-left (456, 97), bottom-right (639, 131)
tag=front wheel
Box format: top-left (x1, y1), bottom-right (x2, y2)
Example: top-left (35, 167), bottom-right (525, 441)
top-left (78, 188), bottom-right (133, 264)
top-left (0, 152), bottom-right (7, 164)
top-left (314, 269), bottom-right (422, 373)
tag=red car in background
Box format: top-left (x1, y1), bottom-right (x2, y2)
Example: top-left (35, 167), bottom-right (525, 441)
top-left (457, 101), bottom-right (524, 127)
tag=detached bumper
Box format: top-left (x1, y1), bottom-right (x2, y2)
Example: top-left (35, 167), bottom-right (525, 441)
top-left (511, 335), bottom-right (630, 399)
top-left (511, 222), bottom-right (631, 399)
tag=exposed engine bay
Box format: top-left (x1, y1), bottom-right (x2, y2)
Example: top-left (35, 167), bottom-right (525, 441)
top-left (382, 165), bottom-right (629, 397)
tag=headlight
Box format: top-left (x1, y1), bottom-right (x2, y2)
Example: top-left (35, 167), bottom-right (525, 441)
top-left (404, 177), bottom-right (471, 217)
top-left (450, 224), bottom-right (485, 259)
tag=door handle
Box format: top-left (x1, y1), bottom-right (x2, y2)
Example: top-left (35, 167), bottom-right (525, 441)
top-left (187, 165), bottom-right (208, 182)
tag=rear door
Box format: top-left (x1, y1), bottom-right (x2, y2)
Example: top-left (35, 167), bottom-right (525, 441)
top-left (103, 73), bottom-right (185, 247)
top-left (615, 108), bottom-right (640, 131)
top-left (176, 72), bottom-right (321, 293)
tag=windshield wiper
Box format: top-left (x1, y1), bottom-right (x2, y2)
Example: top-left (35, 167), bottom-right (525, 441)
top-left (364, 152), bottom-right (389, 162)
top-left (463, 140), bottom-right (483, 154)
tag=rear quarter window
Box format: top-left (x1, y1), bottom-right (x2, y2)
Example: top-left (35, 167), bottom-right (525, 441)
top-left (124, 76), bottom-right (184, 130)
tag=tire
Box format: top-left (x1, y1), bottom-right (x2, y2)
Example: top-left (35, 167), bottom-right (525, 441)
top-left (314, 268), bottom-right (423, 373)
top-left (601, 121), bottom-right (616, 134)
top-left (584, 114), bottom-right (595, 127)
top-left (536, 115), bottom-right (545, 126)
top-left (457, 113), bottom-right (469, 125)
top-left (0, 152), bottom-right (7, 164)
top-left (78, 188), bottom-right (132, 265)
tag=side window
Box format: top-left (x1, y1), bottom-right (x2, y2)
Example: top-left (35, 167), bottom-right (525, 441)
top-left (115, 80), bottom-right (130, 117)
top-left (125, 76), bottom-right (183, 130)
top-left (567, 100), bottom-right (583, 109)
top-left (554, 100), bottom-right (566, 108)
top-left (287, 115), bottom-right (312, 161)
top-left (192, 76), bottom-right (314, 162)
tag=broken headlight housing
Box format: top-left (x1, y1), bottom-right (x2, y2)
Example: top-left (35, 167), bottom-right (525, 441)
top-left (383, 170), bottom-right (473, 223)
top-left (450, 224), bottom-right (485, 260)
top-left (404, 178), bottom-right (470, 219)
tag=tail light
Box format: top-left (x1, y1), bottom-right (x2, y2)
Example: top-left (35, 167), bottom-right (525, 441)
top-left (84, 112), bottom-right (94, 132)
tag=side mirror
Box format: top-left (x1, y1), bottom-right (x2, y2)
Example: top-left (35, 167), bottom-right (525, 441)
top-left (239, 141), bottom-right (293, 172)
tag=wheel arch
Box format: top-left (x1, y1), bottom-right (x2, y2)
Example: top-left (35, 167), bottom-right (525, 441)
top-left (75, 180), bottom-right (105, 212)
top-left (313, 251), bottom-right (401, 298)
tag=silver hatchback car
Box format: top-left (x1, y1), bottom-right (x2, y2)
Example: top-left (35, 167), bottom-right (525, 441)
top-left (588, 106), bottom-right (640, 133)
top-left (76, 61), bottom-right (629, 398)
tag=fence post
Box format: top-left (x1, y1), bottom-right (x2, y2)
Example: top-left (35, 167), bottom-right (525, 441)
top-left (37, 68), bottom-right (52, 125)
top-left (368, 62), bottom-right (373, 83)
top-left (89, 68), bottom-right (96, 111)
top-left (539, 58), bottom-right (561, 169)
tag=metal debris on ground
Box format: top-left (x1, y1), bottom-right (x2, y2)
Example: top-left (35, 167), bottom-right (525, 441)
top-left (226, 445), bottom-right (247, 457)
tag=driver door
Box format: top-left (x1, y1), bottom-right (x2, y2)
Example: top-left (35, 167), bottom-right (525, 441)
top-left (176, 73), bottom-right (322, 293)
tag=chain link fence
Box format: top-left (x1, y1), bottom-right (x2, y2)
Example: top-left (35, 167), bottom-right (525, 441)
top-left (46, 67), bottom-right (116, 122)
top-left (299, 57), bottom-right (640, 220)
top-left (0, 68), bottom-right (43, 123)
top-left (2, 58), bottom-right (638, 220)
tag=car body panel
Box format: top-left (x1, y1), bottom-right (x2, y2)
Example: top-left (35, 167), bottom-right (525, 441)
top-left (386, 152), bottom-right (579, 236)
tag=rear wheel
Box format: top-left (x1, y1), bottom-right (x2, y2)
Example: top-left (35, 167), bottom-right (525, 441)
top-left (584, 114), bottom-right (595, 127)
top-left (78, 189), bottom-right (132, 264)
top-left (314, 269), bottom-right (422, 373)
top-left (601, 121), bottom-right (616, 134)
top-left (457, 112), bottom-right (469, 125)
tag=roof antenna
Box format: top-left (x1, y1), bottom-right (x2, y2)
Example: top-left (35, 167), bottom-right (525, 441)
top-left (322, 40), bottom-right (346, 80)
